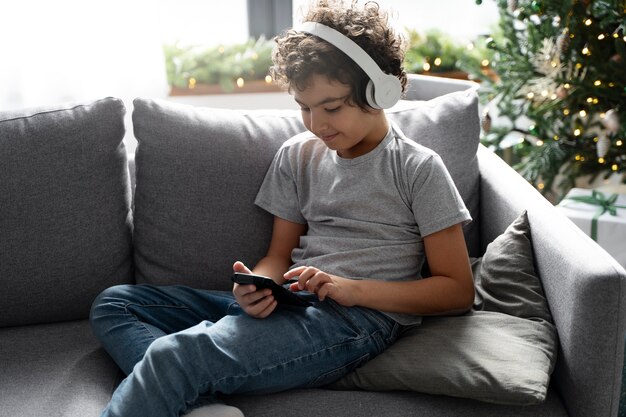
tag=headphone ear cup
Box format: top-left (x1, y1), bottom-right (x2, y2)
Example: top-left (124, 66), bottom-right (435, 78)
top-left (364, 80), bottom-right (381, 109)
top-left (373, 75), bottom-right (402, 109)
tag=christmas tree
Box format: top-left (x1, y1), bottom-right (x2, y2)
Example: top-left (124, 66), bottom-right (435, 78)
top-left (472, 0), bottom-right (626, 201)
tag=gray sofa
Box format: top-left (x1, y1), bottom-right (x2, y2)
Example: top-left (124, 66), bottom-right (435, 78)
top-left (1, 74), bottom-right (625, 417)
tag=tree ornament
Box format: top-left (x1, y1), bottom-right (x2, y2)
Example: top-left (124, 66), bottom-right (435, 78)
top-left (530, 0), bottom-right (544, 14)
top-left (529, 124), bottom-right (539, 136)
top-left (610, 54), bottom-right (623, 64)
top-left (602, 109), bottom-right (620, 134)
top-left (529, 14), bottom-right (542, 25)
top-left (475, 0), bottom-right (482, 4)
top-left (556, 29), bottom-right (571, 54)
top-left (556, 85), bottom-right (568, 98)
top-left (481, 111), bottom-right (492, 133)
top-left (597, 135), bottom-right (610, 158)
top-left (514, 8), bottom-right (528, 20)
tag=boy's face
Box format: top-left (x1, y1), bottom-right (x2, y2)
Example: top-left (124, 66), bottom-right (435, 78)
top-left (293, 74), bottom-right (389, 159)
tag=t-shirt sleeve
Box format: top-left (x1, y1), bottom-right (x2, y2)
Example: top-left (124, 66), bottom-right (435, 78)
top-left (411, 153), bottom-right (472, 237)
top-left (254, 144), bottom-right (307, 224)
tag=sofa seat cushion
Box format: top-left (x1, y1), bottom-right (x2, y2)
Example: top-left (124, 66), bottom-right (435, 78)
top-left (0, 320), bottom-right (122, 417)
top-left (131, 89), bottom-right (479, 289)
top-left (0, 98), bottom-right (134, 326)
top-left (226, 387), bottom-right (568, 417)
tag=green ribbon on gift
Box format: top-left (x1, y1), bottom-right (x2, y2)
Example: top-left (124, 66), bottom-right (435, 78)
top-left (564, 190), bottom-right (626, 241)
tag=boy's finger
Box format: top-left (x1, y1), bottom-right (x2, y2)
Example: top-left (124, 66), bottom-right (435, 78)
top-left (283, 266), bottom-right (305, 280)
top-left (233, 260), bottom-right (252, 274)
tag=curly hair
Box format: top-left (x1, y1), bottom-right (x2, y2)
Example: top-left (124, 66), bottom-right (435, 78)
top-left (270, 0), bottom-right (407, 110)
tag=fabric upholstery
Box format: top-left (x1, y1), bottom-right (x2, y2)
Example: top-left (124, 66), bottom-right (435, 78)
top-left (328, 311), bottom-right (557, 405)
top-left (227, 388), bottom-right (568, 417)
top-left (131, 90), bottom-right (479, 289)
top-left (0, 320), bottom-right (122, 417)
top-left (132, 102), bottom-right (304, 289)
top-left (0, 98), bottom-right (133, 326)
top-left (473, 211), bottom-right (553, 322)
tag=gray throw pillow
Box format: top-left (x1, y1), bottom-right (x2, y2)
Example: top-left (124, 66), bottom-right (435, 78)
top-left (329, 211), bottom-right (558, 405)
top-left (0, 98), bottom-right (134, 326)
top-left (131, 90), bottom-right (480, 289)
top-left (473, 210), bottom-right (554, 322)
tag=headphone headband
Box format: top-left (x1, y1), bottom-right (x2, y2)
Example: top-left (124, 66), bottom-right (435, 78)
top-left (298, 21), bottom-right (401, 109)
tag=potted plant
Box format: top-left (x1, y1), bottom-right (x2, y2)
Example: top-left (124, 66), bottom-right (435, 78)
top-left (164, 37), bottom-right (281, 95)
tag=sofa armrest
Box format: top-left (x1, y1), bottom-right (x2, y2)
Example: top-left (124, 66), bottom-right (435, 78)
top-left (478, 144), bottom-right (626, 417)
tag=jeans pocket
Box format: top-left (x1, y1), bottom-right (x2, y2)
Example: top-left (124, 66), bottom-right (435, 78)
top-left (305, 352), bottom-right (371, 388)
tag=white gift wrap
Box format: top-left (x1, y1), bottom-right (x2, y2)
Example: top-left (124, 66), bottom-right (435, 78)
top-left (557, 188), bottom-right (626, 269)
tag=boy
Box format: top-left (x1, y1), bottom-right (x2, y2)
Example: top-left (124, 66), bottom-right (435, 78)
top-left (90, 1), bottom-right (474, 416)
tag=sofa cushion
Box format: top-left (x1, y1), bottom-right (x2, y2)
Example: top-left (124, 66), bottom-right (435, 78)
top-left (131, 90), bottom-right (480, 289)
top-left (132, 102), bottom-right (305, 289)
top-left (0, 320), bottom-right (122, 417)
top-left (0, 98), bottom-right (133, 326)
top-left (227, 387), bottom-right (568, 417)
top-left (473, 210), bottom-right (554, 322)
top-left (329, 211), bottom-right (558, 405)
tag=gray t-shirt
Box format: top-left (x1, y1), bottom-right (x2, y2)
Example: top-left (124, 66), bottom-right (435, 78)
top-left (254, 124), bottom-right (471, 324)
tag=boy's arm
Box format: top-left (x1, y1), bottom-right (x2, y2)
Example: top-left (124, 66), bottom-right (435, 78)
top-left (251, 216), bottom-right (307, 282)
top-left (286, 223), bottom-right (474, 316)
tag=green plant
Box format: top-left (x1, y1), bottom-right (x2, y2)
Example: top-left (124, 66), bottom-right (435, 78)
top-left (164, 37), bottom-right (274, 92)
top-left (403, 29), bottom-right (482, 75)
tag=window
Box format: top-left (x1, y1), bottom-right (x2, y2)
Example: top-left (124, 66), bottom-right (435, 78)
top-left (247, 0), bottom-right (293, 39)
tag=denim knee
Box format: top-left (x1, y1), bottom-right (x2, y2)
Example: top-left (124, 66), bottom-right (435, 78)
top-left (142, 332), bottom-right (198, 385)
top-left (89, 284), bottom-right (135, 322)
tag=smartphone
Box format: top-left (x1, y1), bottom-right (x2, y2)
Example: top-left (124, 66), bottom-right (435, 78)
top-left (231, 272), bottom-right (312, 307)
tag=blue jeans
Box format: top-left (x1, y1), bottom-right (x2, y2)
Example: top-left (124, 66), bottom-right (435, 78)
top-left (90, 284), bottom-right (403, 417)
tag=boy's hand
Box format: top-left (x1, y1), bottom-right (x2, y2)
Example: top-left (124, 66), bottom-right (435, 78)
top-left (284, 266), bottom-right (357, 307)
top-left (232, 261), bottom-right (277, 319)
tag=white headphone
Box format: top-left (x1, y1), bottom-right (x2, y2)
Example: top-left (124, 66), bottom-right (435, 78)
top-left (298, 21), bottom-right (402, 110)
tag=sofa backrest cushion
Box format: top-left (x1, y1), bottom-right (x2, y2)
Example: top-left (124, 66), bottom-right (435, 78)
top-left (131, 90), bottom-right (480, 289)
top-left (132, 102), bottom-right (303, 288)
top-left (0, 98), bottom-right (134, 327)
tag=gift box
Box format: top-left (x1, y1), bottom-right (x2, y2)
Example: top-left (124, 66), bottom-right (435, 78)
top-left (557, 187), bottom-right (626, 269)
